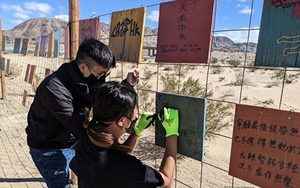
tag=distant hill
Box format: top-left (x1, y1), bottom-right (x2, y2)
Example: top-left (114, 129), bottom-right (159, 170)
top-left (4, 18), bottom-right (67, 39)
top-left (213, 36), bottom-right (257, 53)
top-left (4, 18), bottom-right (257, 53)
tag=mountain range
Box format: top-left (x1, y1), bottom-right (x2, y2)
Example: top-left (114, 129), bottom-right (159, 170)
top-left (4, 18), bottom-right (257, 53)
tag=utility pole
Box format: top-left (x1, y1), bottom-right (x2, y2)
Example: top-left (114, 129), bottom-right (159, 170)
top-left (0, 19), bottom-right (6, 100)
top-left (69, 0), bottom-right (80, 60)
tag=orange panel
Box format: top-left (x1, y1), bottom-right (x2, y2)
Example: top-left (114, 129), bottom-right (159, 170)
top-left (229, 104), bottom-right (300, 188)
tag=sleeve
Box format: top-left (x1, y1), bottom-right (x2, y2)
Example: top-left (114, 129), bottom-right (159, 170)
top-left (39, 79), bottom-right (85, 138)
top-left (143, 165), bottom-right (164, 187)
top-left (116, 155), bottom-right (164, 187)
top-left (121, 78), bottom-right (134, 88)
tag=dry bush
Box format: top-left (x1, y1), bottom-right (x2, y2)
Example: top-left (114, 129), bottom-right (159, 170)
top-left (227, 59), bottom-right (241, 67)
top-left (161, 74), bottom-right (232, 140)
top-left (271, 70), bottom-right (300, 84)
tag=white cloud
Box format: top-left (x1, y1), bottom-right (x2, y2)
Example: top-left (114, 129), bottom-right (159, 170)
top-left (0, 4), bottom-right (30, 24)
top-left (11, 19), bottom-right (25, 25)
top-left (91, 11), bottom-right (97, 17)
top-left (0, 4), bottom-right (28, 14)
top-left (15, 12), bottom-right (30, 20)
top-left (148, 10), bottom-right (159, 22)
top-left (239, 7), bottom-right (252, 14)
top-left (24, 2), bottom-right (52, 15)
top-left (215, 29), bottom-right (259, 43)
top-left (0, 2), bottom-right (53, 26)
top-left (54, 14), bottom-right (69, 22)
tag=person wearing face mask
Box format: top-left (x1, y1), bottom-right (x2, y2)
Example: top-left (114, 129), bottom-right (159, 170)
top-left (70, 81), bottom-right (179, 188)
top-left (25, 39), bottom-right (139, 188)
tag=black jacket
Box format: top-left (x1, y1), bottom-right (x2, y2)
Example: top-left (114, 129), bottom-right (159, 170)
top-left (26, 61), bottom-right (104, 149)
top-left (70, 133), bottom-right (164, 188)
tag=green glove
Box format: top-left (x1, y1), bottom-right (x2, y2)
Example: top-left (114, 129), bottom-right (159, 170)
top-left (134, 113), bottom-right (152, 137)
top-left (161, 107), bottom-right (179, 137)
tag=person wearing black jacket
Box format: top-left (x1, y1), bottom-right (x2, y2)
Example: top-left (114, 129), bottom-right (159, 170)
top-left (26, 39), bottom-right (139, 188)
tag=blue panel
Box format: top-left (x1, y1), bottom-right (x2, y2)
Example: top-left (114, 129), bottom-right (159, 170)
top-left (155, 92), bottom-right (207, 161)
top-left (13, 38), bottom-right (21, 54)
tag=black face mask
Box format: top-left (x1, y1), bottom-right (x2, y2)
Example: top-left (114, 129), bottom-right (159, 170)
top-left (86, 74), bottom-right (106, 86)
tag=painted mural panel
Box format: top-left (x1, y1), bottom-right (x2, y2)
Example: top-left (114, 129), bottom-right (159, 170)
top-left (255, 0), bottom-right (300, 67)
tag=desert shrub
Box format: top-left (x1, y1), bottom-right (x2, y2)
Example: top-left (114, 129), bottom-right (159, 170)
top-left (211, 57), bottom-right (218, 64)
top-left (138, 80), bottom-right (154, 113)
top-left (161, 75), bottom-right (232, 140)
top-left (227, 59), bottom-right (241, 67)
top-left (211, 66), bottom-right (223, 74)
top-left (271, 70), bottom-right (300, 84)
top-left (219, 77), bottom-right (225, 82)
top-left (259, 99), bottom-right (275, 106)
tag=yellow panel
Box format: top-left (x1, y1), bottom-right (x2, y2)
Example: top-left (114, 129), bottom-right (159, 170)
top-left (109, 7), bottom-right (145, 63)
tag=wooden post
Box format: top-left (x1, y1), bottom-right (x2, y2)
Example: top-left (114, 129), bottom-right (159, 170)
top-left (69, 0), bottom-right (80, 60)
top-left (0, 19), bottom-right (6, 100)
top-left (22, 90), bottom-right (28, 106)
top-left (69, 1), bottom-right (79, 183)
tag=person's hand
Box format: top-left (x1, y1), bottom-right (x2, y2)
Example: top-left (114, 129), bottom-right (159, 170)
top-left (160, 108), bottom-right (179, 137)
top-left (83, 107), bottom-right (92, 129)
top-left (134, 113), bottom-right (152, 137)
top-left (126, 70), bottom-right (139, 87)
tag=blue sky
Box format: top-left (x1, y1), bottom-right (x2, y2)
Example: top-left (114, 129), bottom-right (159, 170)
top-left (0, 0), bottom-right (263, 42)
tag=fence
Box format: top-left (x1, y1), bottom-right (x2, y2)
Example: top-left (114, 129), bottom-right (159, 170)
top-left (1, 0), bottom-right (300, 187)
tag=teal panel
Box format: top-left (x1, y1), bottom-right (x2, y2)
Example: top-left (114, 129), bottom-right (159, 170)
top-left (255, 1), bottom-right (300, 67)
top-left (155, 92), bottom-right (207, 161)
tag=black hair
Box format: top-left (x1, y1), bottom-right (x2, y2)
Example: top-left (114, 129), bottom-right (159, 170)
top-left (91, 81), bottom-right (138, 129)
top-left (76, 39), bottom-right (116, 69)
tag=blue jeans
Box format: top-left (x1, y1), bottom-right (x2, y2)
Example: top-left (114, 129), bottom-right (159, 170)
top-left (30, 148), bottom-right (75, 188)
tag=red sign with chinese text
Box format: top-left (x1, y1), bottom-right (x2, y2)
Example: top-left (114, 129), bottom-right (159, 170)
top-left (229, 104), bottom-right (300, 188)
top-left (155, 0), bottom-right (214, 64)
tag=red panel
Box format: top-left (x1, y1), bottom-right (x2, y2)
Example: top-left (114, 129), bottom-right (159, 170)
top-left (79, 17), bottom-right (100, 44)
top-left (229, 104), bottom-right (300, 188)
top-left (156, 0), bottom-right (214, 64)
top-left (45, 68), bottom-right (52, 77)
top-left (294, 4), bottom-right (300, 19)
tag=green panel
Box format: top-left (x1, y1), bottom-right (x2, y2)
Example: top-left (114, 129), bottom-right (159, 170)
top-left (155, 92), bottom-right (207, 161)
